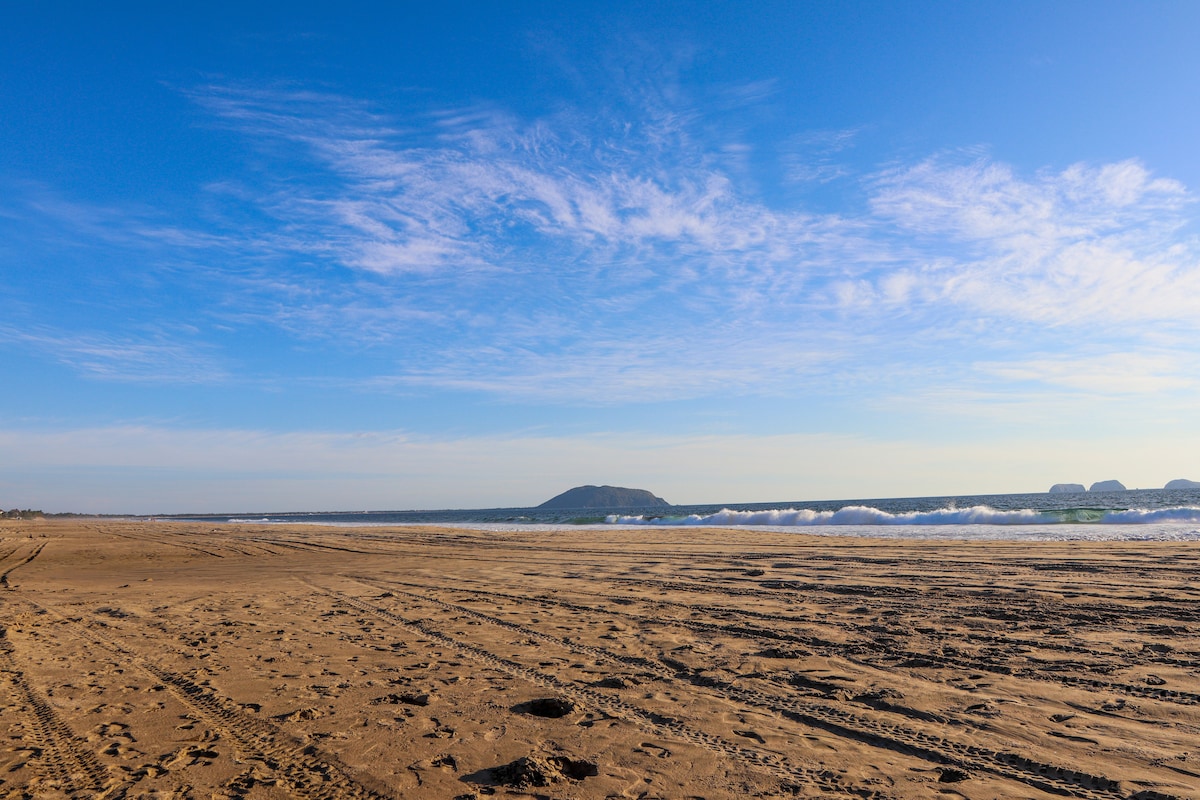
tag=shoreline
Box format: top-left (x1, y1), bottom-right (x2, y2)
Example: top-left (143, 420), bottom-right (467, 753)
top-left (50, 513), bottom-right (1200, 542)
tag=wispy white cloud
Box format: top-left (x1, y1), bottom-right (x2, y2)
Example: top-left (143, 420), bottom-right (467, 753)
top-left (783, 126), bottom-right (864, 185)
top-left (873, 157), bottom-right (1187, 240)
top-left (163, 84), bottom-right (893, 399)
top-left (10, 182), bottom-right (233, 253)
top-left (190, 84), bottom-right (854, 283)
top-left (868, 156), bottom-right (1200, 326)
top-left (977, 351), bottom-right (1198, 394)
top-left (363, 326), bottom-right (849, 404)
top-left (9, 82), bottom-right (1200, 408)
top-left (0, 325), bottom-right (227, 384)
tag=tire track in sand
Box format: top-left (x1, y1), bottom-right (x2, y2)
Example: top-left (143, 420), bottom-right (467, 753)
top-left (0, 541), bottom-right (47, 587)
top-left (344, 576), bottom-right (1168, 800)
top-left (8, 594), bottom-right (397, 800)
top-left (311, 580), bottom-right (876, 799)
top-left (0, 625), bottom-right (112, 797)
top-left (596, 574), bottom-right (1200, 708)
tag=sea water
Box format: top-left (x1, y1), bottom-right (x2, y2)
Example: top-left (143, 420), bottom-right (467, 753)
top-left (180, 488), bottom-right (1200, 541)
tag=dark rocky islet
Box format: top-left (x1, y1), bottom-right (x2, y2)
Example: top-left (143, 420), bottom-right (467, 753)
top-left (538, 484), bottom-right (670, 508)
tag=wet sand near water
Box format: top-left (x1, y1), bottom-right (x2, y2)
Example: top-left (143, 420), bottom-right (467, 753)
top-left (1, 519), bottom-right (1198, 799)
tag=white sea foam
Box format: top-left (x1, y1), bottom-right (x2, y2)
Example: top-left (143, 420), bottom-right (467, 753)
top-left (605, 504), bottom-right (1200, 526)
top-left (1101, 507), bottom-right (1200, 523)
top-left (202, 501), bottom-right (1200, 541)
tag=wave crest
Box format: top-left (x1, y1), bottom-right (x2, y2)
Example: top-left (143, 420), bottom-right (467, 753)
top-left (605, 505), bottom-right (1200, 526)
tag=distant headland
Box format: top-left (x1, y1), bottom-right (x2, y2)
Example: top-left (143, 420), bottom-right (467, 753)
top-left (1048, 479), bottom-right (1199, 493)
top-left (538, 485), bottom-right (670, 509)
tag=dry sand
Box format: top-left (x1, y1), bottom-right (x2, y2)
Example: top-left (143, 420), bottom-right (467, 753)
top-left (1, 519), bottom-right (1198, 800)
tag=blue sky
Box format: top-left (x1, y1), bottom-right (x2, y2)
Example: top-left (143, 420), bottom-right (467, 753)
top-left (3, 2), bottom-right (1200, 512)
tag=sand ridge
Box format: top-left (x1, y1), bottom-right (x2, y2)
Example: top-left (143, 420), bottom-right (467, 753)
top-left (0, 519), bottom-right (1197, 799)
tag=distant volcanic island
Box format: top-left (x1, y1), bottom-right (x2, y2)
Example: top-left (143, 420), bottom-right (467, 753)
top-left (538, 485), bottom-right (670, 509)
top-left (1048, 479), bottom-right (1200, 493)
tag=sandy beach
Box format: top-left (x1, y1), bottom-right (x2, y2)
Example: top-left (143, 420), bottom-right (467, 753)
top-left (1, 519), bottom-right (1197, 799)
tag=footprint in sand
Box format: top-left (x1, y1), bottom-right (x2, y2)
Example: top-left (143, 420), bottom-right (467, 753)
top-left (164, 745), bottom-right (220, 769)
top-left (423, 717), bottom-right (456, 739)
top-left (481, 724), bottom-right (507, 742)
top-left (635, 742), bottom-right (672, 759)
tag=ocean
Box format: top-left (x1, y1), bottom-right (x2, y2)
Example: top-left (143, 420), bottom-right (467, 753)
top-left (178, 487), bottom-right (1200, 541)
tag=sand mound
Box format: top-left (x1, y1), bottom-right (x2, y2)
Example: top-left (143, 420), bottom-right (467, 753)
top-left (491, 754), bottom-right (599, 787)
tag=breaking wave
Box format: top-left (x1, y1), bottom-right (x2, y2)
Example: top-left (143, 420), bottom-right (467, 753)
top-left (605, 505), bottom-right (1200, 526)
